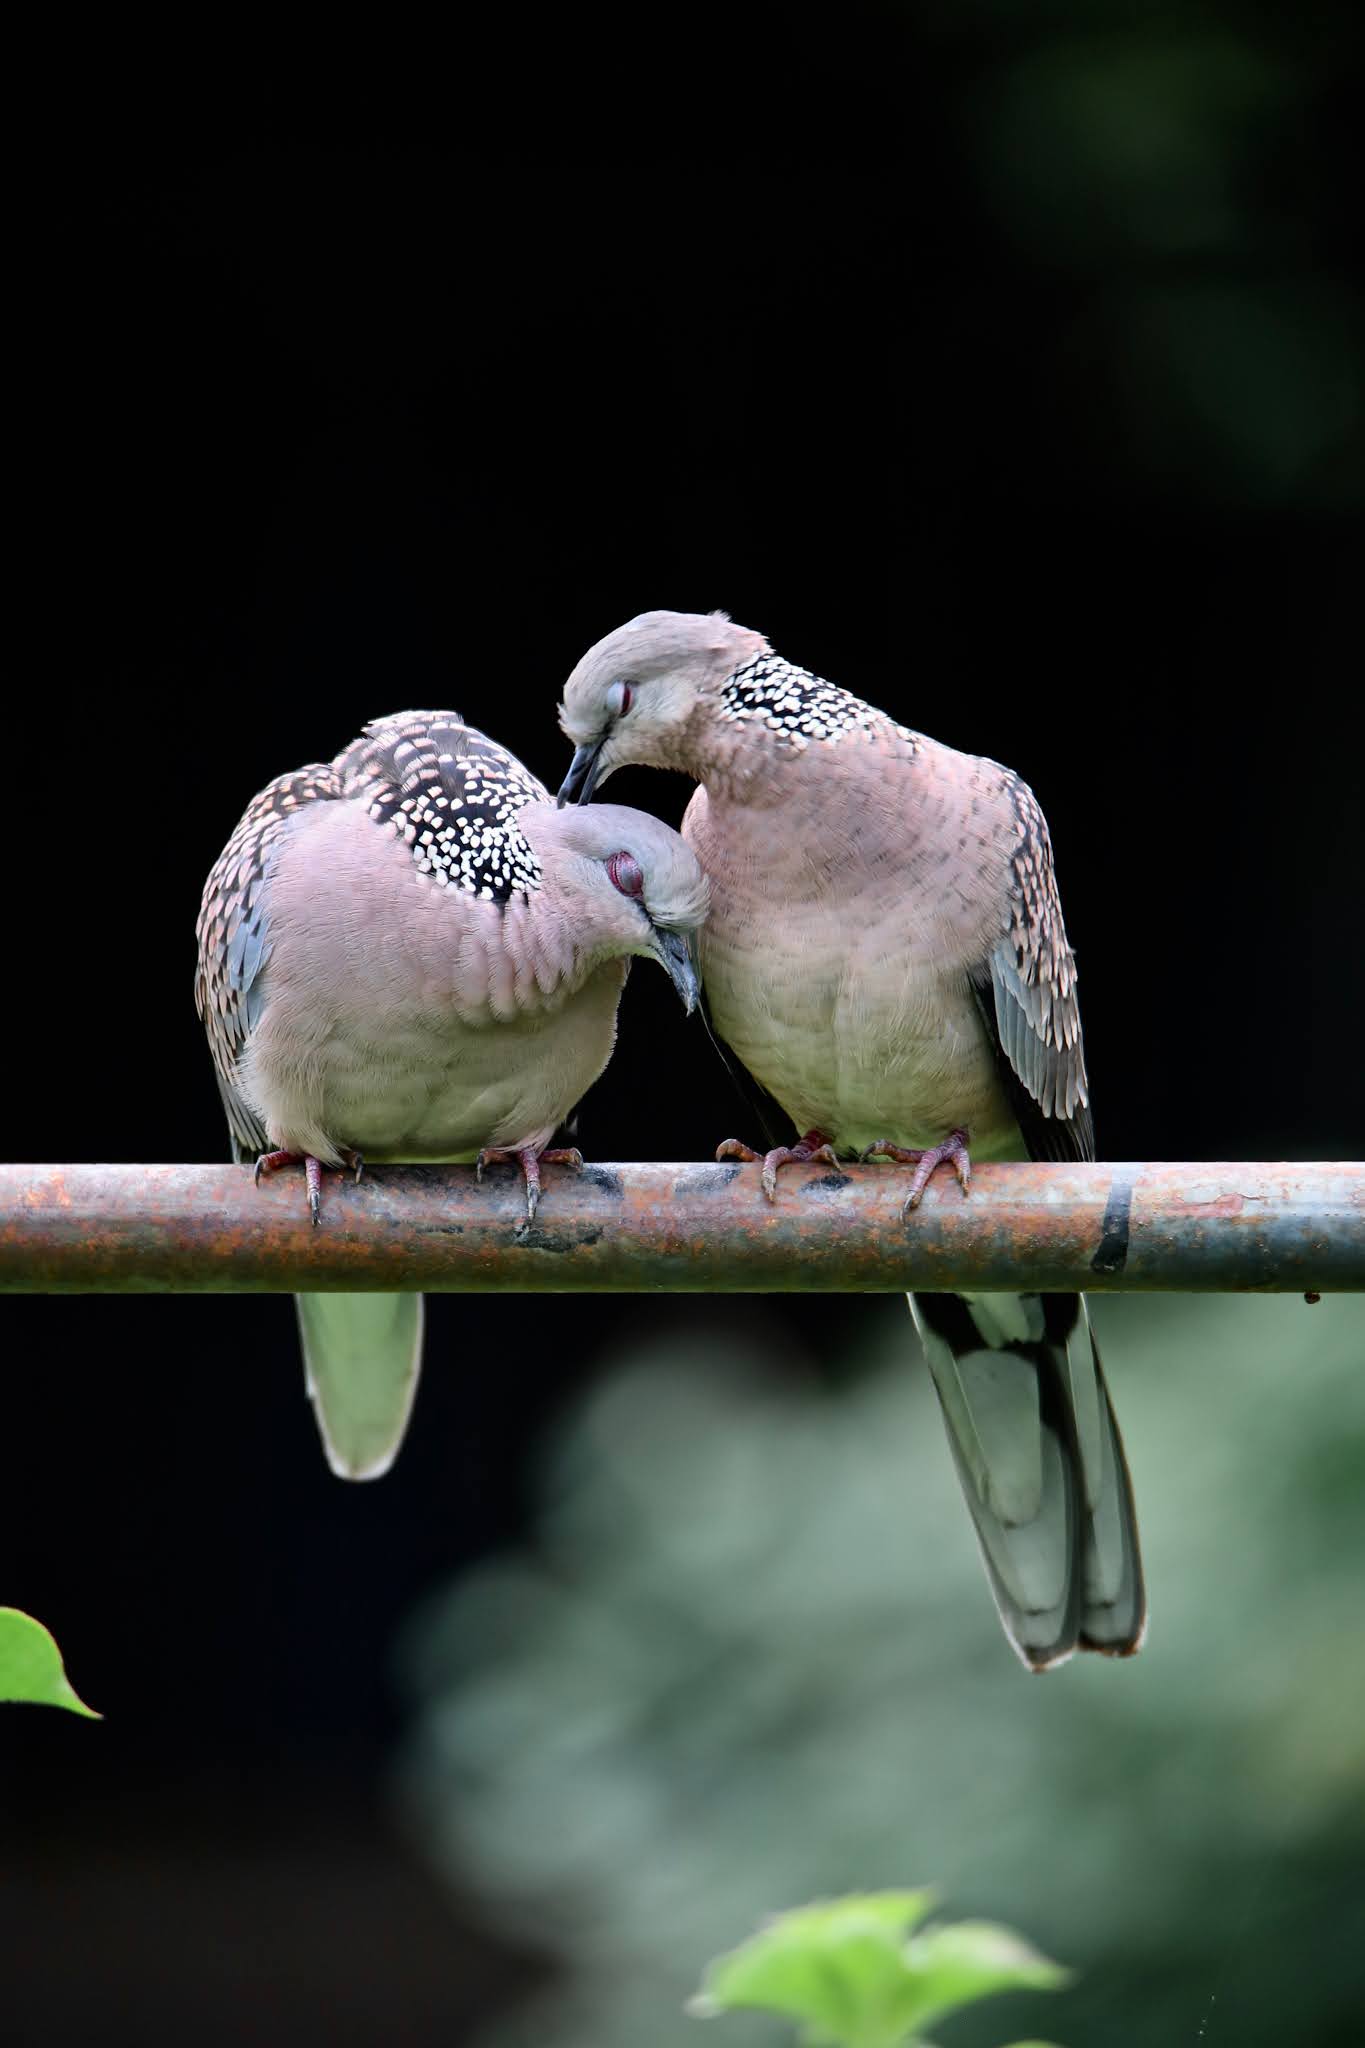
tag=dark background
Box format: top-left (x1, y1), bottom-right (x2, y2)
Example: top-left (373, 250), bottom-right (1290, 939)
top-left (5, 13), bottom-right (1362, 2045)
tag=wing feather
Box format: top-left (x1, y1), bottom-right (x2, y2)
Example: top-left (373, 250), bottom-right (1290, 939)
top-left (194, 761), bottom-right (343, 1162)
top-left (972, 774), bottom-right (1094, 1164)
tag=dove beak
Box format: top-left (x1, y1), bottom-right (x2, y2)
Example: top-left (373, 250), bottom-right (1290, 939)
top-left (648, 927), bottom-right (701, 1014)
top-left (557, 739), bottom-right (606, 808)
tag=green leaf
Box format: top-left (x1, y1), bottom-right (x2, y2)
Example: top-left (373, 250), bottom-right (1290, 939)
top-left (692, 1895), bottom-right (1069, 2048)
top-left (898, 1922), bottom-right (1071, 2036)
top-left (0, 1608), bottom-right (100, 1718)
top-left (691, 1892), bottom-right (940, 2048)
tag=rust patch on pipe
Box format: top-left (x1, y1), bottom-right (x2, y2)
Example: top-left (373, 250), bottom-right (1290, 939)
top-left (1174, 1193), bottom-right (1248, 1218)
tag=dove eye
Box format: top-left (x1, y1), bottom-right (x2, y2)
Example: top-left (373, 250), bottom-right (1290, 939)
top-left (606, 851), bottom-right (644, 898)
top-left (606, 680), bottom-right (635, 718)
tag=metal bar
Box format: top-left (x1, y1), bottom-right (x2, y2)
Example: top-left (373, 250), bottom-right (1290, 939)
top-left (0, 1162), bottom-right (1361, 1295)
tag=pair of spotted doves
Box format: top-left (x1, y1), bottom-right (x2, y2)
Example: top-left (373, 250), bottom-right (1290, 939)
top-left (196, 712), bottom-right (707, 1481)
top-left (558, 610), bottom-right (1146, 1670)
top-left (196, 617), bottom-right (1145, 1671)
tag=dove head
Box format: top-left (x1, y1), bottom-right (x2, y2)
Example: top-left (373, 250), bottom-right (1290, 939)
top-left (521, 800), bottom-right (709, 1012)
top-left (557, 609), bottom-right (767, 803)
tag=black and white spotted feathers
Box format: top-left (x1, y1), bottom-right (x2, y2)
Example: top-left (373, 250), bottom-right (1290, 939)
top-left (336, 712), bottom-right (546, 902)
top-left (718, 652), bottom-right (918, 754)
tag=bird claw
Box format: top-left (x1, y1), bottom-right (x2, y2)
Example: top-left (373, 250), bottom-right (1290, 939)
top-left (252, 1148), bottom-right (327, 1225)
top-left (861, 1130), bottom-right (972, 1214)
top-left (716, 1130), bottom-right (840, 1202)
top-left (254, 1148), bottom-right (295, 1189)
top-left (477, 1145), bottom-right (583, 1225)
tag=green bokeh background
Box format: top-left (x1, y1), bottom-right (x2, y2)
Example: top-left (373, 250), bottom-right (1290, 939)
top-left (395, 1292), bottom-right (1365, 2046)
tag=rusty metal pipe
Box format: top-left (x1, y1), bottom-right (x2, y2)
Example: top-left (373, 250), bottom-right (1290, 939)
top-left (0, 1161), bottom-right (1361, 1294)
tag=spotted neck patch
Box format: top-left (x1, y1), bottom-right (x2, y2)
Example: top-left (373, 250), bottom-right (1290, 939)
top-left (716, 653), bottom-right (914, 753)
top-left (340, 712), bottom-right (545, 902)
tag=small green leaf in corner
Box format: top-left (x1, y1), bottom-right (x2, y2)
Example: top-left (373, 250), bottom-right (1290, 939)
top-left (0, 1608), bottom-right (101, 1718)
top-left (691, 1893), bottom-right (1071, 2048)
top-left (901, 1920), bottom-right (1071, 2036)
top-left (690, 1891), bottom-right (939, 2048)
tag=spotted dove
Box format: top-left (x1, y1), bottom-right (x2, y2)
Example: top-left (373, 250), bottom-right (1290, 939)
top-left (197, 710), bottom-right (707, 1479)
top-left (558, 612), bottom-right (1145, 1670)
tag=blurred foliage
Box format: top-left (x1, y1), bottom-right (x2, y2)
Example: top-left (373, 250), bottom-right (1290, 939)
top-left (967, 27), bottom-right (1288, 260)
top-left (393, 1293), bottom-right (1365, 2046)
top-left (943, 2), bottom-right (1363, 508)
top-left (0, 1608), bottom-right (99, 1718)
top-left (691, 1890), bottom-right (1068, 2047)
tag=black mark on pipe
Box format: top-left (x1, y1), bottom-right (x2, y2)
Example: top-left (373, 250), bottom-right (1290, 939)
top-left (1092, 1169), bottom-right (1134, 1275)
top-left (671, 1164), bottom-right (742, 1195)
top-left (513, 1223), bottom-right (606, 1255)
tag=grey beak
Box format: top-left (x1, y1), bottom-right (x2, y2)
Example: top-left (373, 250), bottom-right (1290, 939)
top-left (649, 927), bottom-right (701, 1014)
top-left (557, 740), bottom-right (606, 808)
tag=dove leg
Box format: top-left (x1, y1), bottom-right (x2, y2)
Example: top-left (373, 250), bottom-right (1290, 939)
top-left (862, 1129), bottom-right (972, 1215)
top-left (716, 1128), bottom-right (842, 1202)
top-left (253, 1149), bottom-right (327, 1226)
top-left (476, 1144), bottom-right (584, 1223)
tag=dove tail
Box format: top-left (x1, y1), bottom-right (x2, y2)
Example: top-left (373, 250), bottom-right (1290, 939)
top-left (909, 1291), bottom-right (1146, 1671)
top-left (294, 1293), bottom-right (424, 1480)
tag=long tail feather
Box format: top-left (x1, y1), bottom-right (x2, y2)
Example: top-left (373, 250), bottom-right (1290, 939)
top-left (294, 1292), bottom-right (424, 1480)
top-left (909, 1291), bottom-right (1145, 1670)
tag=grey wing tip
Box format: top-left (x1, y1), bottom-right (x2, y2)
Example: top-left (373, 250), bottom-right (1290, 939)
top-left (1010, 1631), bottom-right (1079, 1675)
top-left (1078, 1606), bottom-right (1149, 1659)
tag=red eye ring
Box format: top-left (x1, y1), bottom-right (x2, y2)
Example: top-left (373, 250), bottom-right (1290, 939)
top-left (606, 850), bottom-right (644, 898)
